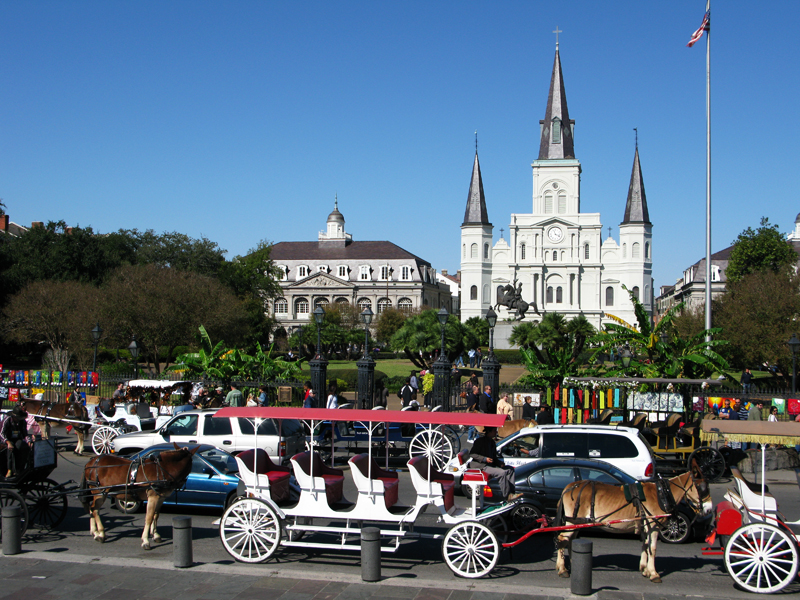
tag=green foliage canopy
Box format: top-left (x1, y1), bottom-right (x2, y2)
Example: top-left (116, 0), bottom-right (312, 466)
top-left (726, 217), bottom-right (798, 283)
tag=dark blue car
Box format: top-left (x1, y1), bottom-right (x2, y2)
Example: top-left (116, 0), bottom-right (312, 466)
top-left (115, 443), bottom-right (240, 513)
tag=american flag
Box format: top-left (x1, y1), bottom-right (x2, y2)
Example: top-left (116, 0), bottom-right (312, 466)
top-left (687, 11), bottom-right (710, 47)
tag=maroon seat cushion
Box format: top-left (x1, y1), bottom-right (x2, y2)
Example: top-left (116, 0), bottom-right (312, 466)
top-left (379, 477), bottom-right (399, 508)
top-left (293, 451), bottom-right (345, 505)
top-left (434, 479), bottom-right (455, 511)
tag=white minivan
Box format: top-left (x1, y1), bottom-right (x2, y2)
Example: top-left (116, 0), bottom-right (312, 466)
top-left (495, 424), bottom-right (656, 481)
top-left (111, 408), bottom-right (306, 464)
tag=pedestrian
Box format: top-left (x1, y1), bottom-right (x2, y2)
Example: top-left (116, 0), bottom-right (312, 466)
top-left (748, 399), bottom-right (763, 421)
top-left (326, 383), bottom-right (339, 409)
top-left (376, 381), bottom-right (389, 408)
top-left (469, 427), bottom-right (522, 501)
top-left (304, 388), bottom-right (317, 409)
top-left (465, 385), bottom-right (480, 442)
top-left (225, 384), bottom-right (244, 408)
top-left (496, 392), bottom-right (513, 417)
top-left (741, 368), bottom-right (753, 393)
top-left (112, 383), bottom-right (125, 402)
top-left (536, 404), bottom-right (555, 425)
top-left (479, 385), bottom-right (495, 414)
top-left (398, 378), bottom-right (415, 408)
top-left (303, 380), bottom-right (312, 405)
top-left (455, 352), bottom-right (465, 367)
top-left (476, 348), bottom-right (483, 368)
top-left (258, 385), bottom-right (269, 407)
top-left (469, 373), bottom-right (480, 390)
top-left (2, 405), bottom-right (30, 477)
top-left (409, 371), bottom-right (419, 396)
top-left (521, 396), bottom-right (536, 420)
top-left (768, 406), bottom-right (778, 422)
top-left (468, 348), bottom-right (476, 368)
top-left (718, 398), bottom-right (733, 420)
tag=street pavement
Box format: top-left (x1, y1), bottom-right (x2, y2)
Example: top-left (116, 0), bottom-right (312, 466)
top-left (2, 432), bottom-right (800, 600)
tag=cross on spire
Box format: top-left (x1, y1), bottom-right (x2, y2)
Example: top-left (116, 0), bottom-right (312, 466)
top-left (553, 26), bottom-right (562, 47)
top-left (500, 228), bottom-right (504, 240)
top-left (634, 127), bottom-right (638, 149)
top-left (475, 130), bottom-right (478, 152)
top-left (608, 226), bottom-right (612, 239)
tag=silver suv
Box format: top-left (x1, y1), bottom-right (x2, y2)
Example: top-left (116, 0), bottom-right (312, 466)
top-left (111, 408), bottom-right (306, 463)
top-left (495, 424), bottom-right (656, 480)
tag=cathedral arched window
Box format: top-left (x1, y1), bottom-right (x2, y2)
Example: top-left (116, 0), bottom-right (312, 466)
top-left (584, 243), bottom-right (590, 260)
top-left (632, 242), bottom-right (641, 258)
top-left (622, 244), bottom-right (627, 258)
top-left (552, 252), bottom-right (558, 262)
top-left (632, 286), bottom-right (640, 300)
top-left (552, 117), bottom-right (562, 144)
top-left (558, 192), bottom-right (566, 214)
top-left (295, 297), bottom-right (309, 316)
top-left (645, 242), bottom-right (651, 259)
top-left (470, 285), bottom-right (477, 301)
top-left (496, 285), bottom-right (505, 304)
top-left (556, 286), bottom-right (563, 303)
top-left (546, 286), bottom-right (553, 303)
top-left (484, 243), bottom-right (489, 259)
top-left (482, 284), bottom-right (490, 304)
top-left (544, 192), bottom-right (553, 214)
top-left (605, 287), bottom-right (614, 307)
top-left (274, 298), bottom-right (288, 315)
top-left (520, 243), bottom-right (526, 260)
top-left (398, 298), bottom-right (413, 312)
top-left (470, 243), bottom-right (477, 258)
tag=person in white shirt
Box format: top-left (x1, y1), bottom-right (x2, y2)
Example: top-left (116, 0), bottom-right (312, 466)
top-left (326, 383), bottom-right (339, 409)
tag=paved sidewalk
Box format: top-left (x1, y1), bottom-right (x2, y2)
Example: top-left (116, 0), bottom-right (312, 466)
top-left (1, 551), bottom-right (738, 600)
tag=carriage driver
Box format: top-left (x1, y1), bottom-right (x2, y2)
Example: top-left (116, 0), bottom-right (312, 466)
top-left (470, 427), bottom-right (523, 501)
top-left (2, 405), bottom-right (31, 478)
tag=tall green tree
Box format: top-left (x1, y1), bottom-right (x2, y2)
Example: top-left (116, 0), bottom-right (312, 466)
top-left (390, 309), bottom-right (477, 370)
top-left (375, 308), bottom-right (410, 344)
top-left (726, 217), bottom-right (797, 283)
top-left (464, 316), bottom-right (489, 346)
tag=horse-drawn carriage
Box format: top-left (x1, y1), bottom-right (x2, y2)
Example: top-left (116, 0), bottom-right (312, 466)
top-left (702, 418), bottom-right (800, 594)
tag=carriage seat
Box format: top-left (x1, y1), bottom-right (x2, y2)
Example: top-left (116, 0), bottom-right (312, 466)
top-left (651, 413), bottom-right (683, 450)
top-left (291, 451), bottom-right (345, 505)
top-left (629, 412), bottom-right (647, 432)
top-left (235, 449), bottom-right (291, 504)
top-left (407, 456), bottom-right (455, 512)
top-left (597, 408), bottom-right (615, 425)
top-left (728, 466), bottom-right (778, 518)
top-left (455, 448), bottom-right (471, 466)
top-left (348, 454), bottom-right (399, 509)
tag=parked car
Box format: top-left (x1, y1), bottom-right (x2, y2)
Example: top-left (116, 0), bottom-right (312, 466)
top-left (481, 457), bottom-right (705, 544)
top-left (111, 408), bottom-right (306, 463)
top-left (494, 424), bottom-right (656, 481)
top-left (114, 443), bottom-right (240, 513)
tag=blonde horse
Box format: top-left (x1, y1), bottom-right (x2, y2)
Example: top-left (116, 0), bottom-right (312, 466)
top-left (555, 460), bottom-right (712, 583)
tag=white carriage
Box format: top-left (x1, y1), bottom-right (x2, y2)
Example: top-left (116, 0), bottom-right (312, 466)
top-left (215, 407), bottom-right (517, 578)
top-left (90, 380), bottom-right (191, 454)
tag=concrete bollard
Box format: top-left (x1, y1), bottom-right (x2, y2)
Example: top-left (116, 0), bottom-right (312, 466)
top-left (570, 539), bottom-right (593, 596)
top-left (173, 516), bottom-right (193, 568)
top-left (2, 506), bottom-right (22, 556)
top-left (361, 526), bottom-right (381, 582)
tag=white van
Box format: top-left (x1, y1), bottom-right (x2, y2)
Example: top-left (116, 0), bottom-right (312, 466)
top-left (495, 424), bottom-right (656, 481)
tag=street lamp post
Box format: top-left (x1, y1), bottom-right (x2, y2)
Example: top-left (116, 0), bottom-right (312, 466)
top-left (357, 308), bottom-right (375, 409)
top-left (788, 334), bottom-right (800, 394)
top-left (310, 306), bottom-right (328, 403)
top-left (432, 307), bottom-right (452, 411)
top-left (620, 345), bottom-right (633, 374)
top-left (481, 306), bottom-right (501, 403)
top-left (128, 335), bottom-right (140, 378)
top-left (91, 323), bottom-right (103, 373)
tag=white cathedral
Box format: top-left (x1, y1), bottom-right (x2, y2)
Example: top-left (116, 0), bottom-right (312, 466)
top-left (460, 46), bottom-right (653, 344)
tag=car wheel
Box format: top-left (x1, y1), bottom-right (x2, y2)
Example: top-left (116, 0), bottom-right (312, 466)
top-left (115, 497), bottom-right (142, 514)
top-left (658, 510), bottom-right (692, 544)
top-left (511, 503), bottom-right (543, 531)
top-left (224, 492), bottom-right (239, 510)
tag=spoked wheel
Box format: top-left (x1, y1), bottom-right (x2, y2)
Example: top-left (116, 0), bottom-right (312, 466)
top-left (484, 514), bottom-right (509, 544)
top-left (115, 497), bottom-right (143, 514)
top-left (283, 516), bottom-right (310, 542)
top-left (409, 429), bottom-right (454, 471)
top-left (23, 479), bottom-right (67, 529)
top-left (688, 446), bottom-right (725, 483)
top-left (443, 521), bottom-right (499, 578)
top-left (439, 425), bottom-right (461, 456)
top-left (511, 503), bottom-right (543, 531)
top-left (220, 498), bottom-right (282, 563)
top-left (92, 426), bottom-right (119, 455)
top-left (0, 489), bottom-right (29, 539)
top-left (658, 510), bottom-right (692, 544)
top-left (725, 522), bottom-right (799, 593)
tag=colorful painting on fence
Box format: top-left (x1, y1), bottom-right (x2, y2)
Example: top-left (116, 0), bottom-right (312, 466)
top-left (513, 392), bottom-right (540, 407)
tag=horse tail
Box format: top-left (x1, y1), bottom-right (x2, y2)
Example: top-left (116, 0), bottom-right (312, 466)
top-left (554, 493), bottom-right (565, 528)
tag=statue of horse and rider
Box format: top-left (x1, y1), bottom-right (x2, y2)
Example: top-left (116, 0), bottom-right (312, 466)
top-left (496, 280), bottom-right (539, 321)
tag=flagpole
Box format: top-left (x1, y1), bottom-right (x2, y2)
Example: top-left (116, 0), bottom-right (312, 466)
top-left (704, 0), bottom-right (712, 344)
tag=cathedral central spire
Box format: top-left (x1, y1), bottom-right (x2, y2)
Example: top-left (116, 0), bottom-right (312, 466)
top-left (462, 149), bottom-right (490, 226)
top-left (538, 47), bottom-right (575, 160)
top-left (622, 145), bottom-right (651, 225)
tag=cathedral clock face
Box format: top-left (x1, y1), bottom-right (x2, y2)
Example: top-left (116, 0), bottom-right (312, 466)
top-left (547, 226), bottom-right (563, 243)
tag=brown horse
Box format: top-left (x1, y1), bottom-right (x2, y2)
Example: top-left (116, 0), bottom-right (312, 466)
top-left (22, 398), bottom-right (90, 454)
top-left (555, 459), bottom-right (712, 583)
top-left (80, 443), bottom-right (199, 549)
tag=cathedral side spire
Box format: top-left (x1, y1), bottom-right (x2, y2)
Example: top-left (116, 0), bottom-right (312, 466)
top-left (622, 144), bottom-right (651, 225)
top-left (462, 149), bottom-right (491, 226)
top-left (538, 47), bottom-right (575, 160)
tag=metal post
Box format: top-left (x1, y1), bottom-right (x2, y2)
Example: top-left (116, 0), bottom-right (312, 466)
top-left (570, 538), bottom-right (593, 595)
top-left (2, 506), bottom-right (22, 555)
top-left (309, 355), bottom-right (328, 406)
top-left (794, 353), bottom-right (797, 396)
top-left (356, 354), bottom-right (375, 409)
top-left (173, 516), bottom-right (193, 568)
top-left (361, 526), bottom-right (381, 581)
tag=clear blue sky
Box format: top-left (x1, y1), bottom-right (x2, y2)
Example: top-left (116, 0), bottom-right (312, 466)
top-left (2, 1), bottom-right (798, 293)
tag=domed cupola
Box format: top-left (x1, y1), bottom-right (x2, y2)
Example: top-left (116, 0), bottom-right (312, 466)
top-left (319, 195), bottom-right (352, 246)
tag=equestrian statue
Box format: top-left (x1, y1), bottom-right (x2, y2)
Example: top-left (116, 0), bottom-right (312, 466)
top-left (496, 280), bottom-right (539, 321)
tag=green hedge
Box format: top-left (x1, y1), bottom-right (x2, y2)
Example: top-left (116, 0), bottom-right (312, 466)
top-left (326, 369), bottom-right (389, 393)
top-left (494, 349), bottom-right (523, 364)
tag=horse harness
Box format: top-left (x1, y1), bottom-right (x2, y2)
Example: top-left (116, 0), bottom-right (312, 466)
top-left (85, 453), bottom-right (181, 502)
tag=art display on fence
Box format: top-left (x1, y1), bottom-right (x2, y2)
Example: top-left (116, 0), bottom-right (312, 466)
top-left (513, 392), bottom-right (540, 407)
top-left (628, 392), bottom-right (683, 412)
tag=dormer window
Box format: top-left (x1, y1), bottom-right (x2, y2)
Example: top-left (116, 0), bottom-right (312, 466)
top-left (277, 265), bottom-right (288, 281)
top-left (359, 265), bottom-right (371, 281)
top-left (380, 265), bottom-right (392, 281)
top-left (400, 265), bottom-right (411, 281)
top-left (297, 265), bottom-right (309, 279)
top-left (317, 265), bottom-right (328, 273)
top-left (552, 117), bottom-right (562, 144)
top-left (337, 265), bottom-right (348, 279)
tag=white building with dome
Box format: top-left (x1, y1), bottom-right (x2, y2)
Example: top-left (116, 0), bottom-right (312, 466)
top-left (460, 46), bottom-right (654, 342)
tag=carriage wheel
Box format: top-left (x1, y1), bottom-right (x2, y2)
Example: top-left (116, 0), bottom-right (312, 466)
top-left (0, 489), bottom-right (29, 539)
top-left (92, 426), bottom-right (119, 455)
top-left (484, 514), bottom-right (509, 544)
top-left (658, 510), bottom-right (692, 544)
top-left (443, 521), bottom-right (499, 578)
top-left (439, 425), bottom-right (461, 456)
top-left (24, 479), bottom-right (67, 529)
top-left (688, 446), bottom-right (725, 483)
top-left (220, 498), bottom-right (282, 563)
top-left (724, 522), bottom-right (799, 594)
top-left (511, 503), bottom-right (543, 531)
top-left (409, 429), bottom-right (454, 471)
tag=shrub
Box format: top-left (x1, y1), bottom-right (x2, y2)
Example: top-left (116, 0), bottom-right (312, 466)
top-left (494, 349), bottom-right (523, 365)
